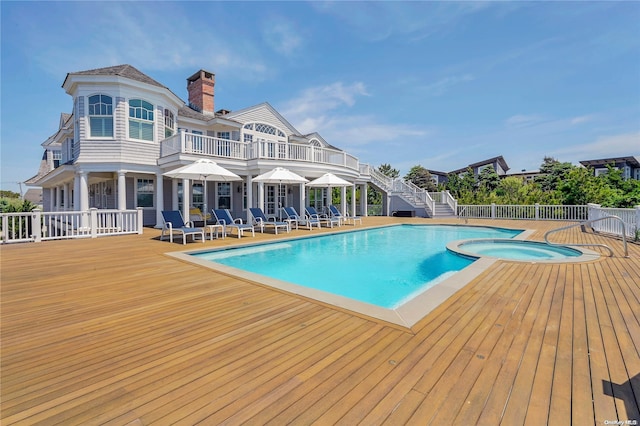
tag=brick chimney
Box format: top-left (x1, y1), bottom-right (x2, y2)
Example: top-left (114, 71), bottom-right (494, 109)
top-left (187, 70), bottom-right (215, 115)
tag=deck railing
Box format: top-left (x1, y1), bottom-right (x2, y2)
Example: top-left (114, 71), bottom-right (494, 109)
top-left (161, 132), bottom-right (359, 171)
top-left (458, 203), bottom-right (639, 240)
top-left (0, 209), bottom-right (144, 244)
top-left (457, 204), bottom-right (589, 221)
top-left (588, 204), bottom-right (639, 238)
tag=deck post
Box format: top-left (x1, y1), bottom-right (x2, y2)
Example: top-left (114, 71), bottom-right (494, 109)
top-left (32, 210), bottom-right (42, 242)
top-left (491, 203), bottom-right (496, 219)
top-left (137, 208), bottom-right (144, 234)
top-left (535, 203), bottom-right (540, 220)
top-left (90, 208), bottom-right (98, 238)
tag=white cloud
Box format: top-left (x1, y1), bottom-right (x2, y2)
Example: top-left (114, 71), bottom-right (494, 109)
top-left (280, 82), bottom-right (370, 127)
top-left (262, 22), bottom-right (303, 56)
top-left (28, 3), bottom-right (271, 82)
top-left (420, 74), bottom-right (475, 96)
top-left (551, 132), bottom-right (640, 160)
top-left (505, 114), bottom-right (546, 128)
top-left (279, 81), bottom-right (428, 151)
top-left (570, 115), bottom-right (594, 125)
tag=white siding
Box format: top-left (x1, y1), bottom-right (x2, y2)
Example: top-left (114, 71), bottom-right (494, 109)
top-left (115, 97), bottom-right (126, 140)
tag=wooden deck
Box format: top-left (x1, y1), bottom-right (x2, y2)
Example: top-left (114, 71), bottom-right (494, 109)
top-left (1, 217), bottom-right (638, 425)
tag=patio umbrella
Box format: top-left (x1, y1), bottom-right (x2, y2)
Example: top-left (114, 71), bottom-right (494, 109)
top-left (164, 159), bottom-right (241, 216)
top-left (305, 173), bottom-right (351, 188)
top-left (306, 173), bottom-right (352, 210)
top-left (252, 167), bottom-right (308, 213)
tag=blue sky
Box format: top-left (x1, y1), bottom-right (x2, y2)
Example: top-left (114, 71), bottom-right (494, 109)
top-left (1, 1), bottom-right (639, 194)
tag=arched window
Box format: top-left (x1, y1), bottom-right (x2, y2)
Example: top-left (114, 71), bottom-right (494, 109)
top-left (88, 94), bottom-right (113, 137)
top-left (129, 99), bottom-right (154, 141)
top-left (164, 109), bottom-right (175, 138)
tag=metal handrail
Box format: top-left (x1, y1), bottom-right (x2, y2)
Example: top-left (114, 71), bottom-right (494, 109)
top-left (544, 215), bottom-right (628, 257)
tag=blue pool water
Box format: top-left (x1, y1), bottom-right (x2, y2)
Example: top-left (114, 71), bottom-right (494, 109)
top-left (192, 225), bottom-right (522, 309)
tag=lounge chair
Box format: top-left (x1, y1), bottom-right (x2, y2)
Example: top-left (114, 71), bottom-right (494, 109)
top-left (305, 206), bottom-right (340, 228)
top-left (189, 207), bottom-right (211, 225)
top-left (283, 206), bottom-right (321, 230)
top-left (212, 209), bottom-right (255, 238)
top-left (328, 205), bottom-right (363, 226)
top-left (249, 207), bottom-right (290, 234)
top-left (160, 210), bottom-right (205, 245)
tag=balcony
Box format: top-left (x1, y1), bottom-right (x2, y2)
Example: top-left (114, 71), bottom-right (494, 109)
top-left (161, 132), bottom-right (359, 171)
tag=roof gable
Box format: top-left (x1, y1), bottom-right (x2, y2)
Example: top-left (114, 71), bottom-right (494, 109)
top-left (224, 102), bottom-right (300, 136)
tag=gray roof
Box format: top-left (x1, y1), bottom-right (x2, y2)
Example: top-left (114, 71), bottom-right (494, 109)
top-left (67, 64), bottom-right (166, 88)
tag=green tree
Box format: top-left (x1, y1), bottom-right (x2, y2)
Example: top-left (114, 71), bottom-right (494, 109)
top-left (0, 190), bottom-right (21, 199)
top-left (535, 157), bottom-right (574, 192)
top-left (378, 163), bottom-right (399, 178)
top-left (478, 167), bottom-right (500, 192)
top-left (404, 165), bottom-right (437, 191)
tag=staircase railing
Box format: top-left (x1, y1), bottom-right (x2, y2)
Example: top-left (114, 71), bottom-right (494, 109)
top-left (544, 215), bottom-right (628, 257)
top-left (362, 165), bottom-right (438, 216)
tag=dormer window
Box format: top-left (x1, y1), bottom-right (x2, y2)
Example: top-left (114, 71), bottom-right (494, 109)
top-left (129, 99), bottom-right (154, 141)
top-left (88, 94), bottom-right (113, 137)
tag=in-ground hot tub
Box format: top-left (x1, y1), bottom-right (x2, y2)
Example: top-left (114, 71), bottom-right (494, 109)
top-left (447, 239), bottom-right (600, 263)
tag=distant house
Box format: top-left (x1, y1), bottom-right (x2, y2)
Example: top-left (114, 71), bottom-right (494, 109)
top-left (505, 169), bottom-right (542, 184)
top-left (579, 156), bottom-right (640, 180)
top-left (427, 156), bottom-right (510, 185)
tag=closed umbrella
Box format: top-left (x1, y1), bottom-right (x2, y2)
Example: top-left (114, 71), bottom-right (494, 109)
top-left (164, 159), bottom-right (241, 216)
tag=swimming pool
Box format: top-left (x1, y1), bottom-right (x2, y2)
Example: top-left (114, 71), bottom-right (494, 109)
top-left (188, 225), bottom-right (521, 315)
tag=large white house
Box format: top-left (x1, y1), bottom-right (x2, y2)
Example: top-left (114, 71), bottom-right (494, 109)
top-left (27, 65), bottom-right (383, 226)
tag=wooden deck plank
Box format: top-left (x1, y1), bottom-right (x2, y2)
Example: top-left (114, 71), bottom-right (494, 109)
top-left (1, 217), bottom-right (638, 424)
top-left (475, 264), bottom-right (554, 424)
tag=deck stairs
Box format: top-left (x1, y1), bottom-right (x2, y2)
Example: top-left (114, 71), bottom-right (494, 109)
top-left (366, 166), bottom-right (457, 218)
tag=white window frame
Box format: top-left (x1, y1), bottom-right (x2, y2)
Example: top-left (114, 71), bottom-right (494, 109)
top-left (128, 99), bottom-right (155, 142)
top-left (88, 94), bottom-right (114, 138)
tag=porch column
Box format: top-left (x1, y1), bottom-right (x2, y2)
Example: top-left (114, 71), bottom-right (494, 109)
top-left (117, 171), bottom-right (127, 210)
top-left (352, 184), bottom-right (357, 218)
top-left (55, 186), bottom-right (62, 211)
top-left (77, 171), bottom-right (89, 228)
top-left (78, 171), bottom-right (89, 212)
top-left (49, 187), bottom-right (55, 211)
top-left (299, 183), bottom-right (306, 216)
top-left (245, 175), bottom-right (253, 211)
top-left (361, 184), bottom-right (368, 217)
top-left (73, 175), bottom-right (80, 211)
top-left (258, 182), bottom-right (265, 212)
top-left (155, 172), bottom-right (164, 228)
top-left (172, 179), bottom-right (179, 210)
top-left (341, 186), bottom-right (347, 215)
top-left (63, 182), bottom-right (71, 211)
top-left (182, 178), bottom-right (190, 222)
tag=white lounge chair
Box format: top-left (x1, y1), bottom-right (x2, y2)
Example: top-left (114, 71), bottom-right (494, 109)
top-left (284, 206), bottom-right (320, 230)
top-left (160, 210), bottom-right (205, 244)
top-left (212, 209), bottom-right (255, 238)
top-left (249, 207), bottom-right (289, 234)
top-left (328, 205), bottom-right (362, 226)
top-left (305, 206), bottom-right (340, 228)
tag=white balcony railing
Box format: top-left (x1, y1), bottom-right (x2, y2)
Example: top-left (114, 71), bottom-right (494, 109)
top-left (0, 209), bottom-right (144, 244)
top-left (161, 132), bottom-right (360, 171)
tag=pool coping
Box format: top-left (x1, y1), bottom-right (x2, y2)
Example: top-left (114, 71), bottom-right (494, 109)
top-left (165, 224), bottom-right (587, 329)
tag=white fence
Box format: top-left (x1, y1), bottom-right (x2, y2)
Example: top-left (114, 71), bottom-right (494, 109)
top-left (458, 204), bottom-right (589, 221)
top-left (588, 204), bottom-right (639, 238)
top-left (1, 208), bottom-right (144, 244)
top-left (458, 203), bottom-right (639, 240)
